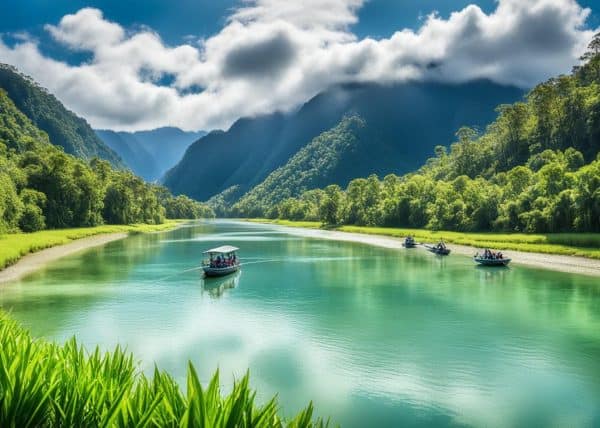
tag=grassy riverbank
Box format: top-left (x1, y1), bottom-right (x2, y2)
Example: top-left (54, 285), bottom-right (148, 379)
top-left (0, 312), bottom-right (325, 427)
top-left (247, 219), bottom-right (600, 259)
top-left (0, 221), bottom-right (183, 270)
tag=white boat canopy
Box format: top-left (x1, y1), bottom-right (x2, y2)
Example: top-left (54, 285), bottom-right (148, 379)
top-left (203, 245), bottom-right (239, 254)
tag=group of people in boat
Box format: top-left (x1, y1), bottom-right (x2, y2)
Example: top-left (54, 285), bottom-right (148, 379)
top-left (435, 241), bottom-right (447, 251)
top-left (209, 254), bottom-right (239, 268)
top-left (403, 236), bottom-right (416, 247)
top-left (479, 248), bottom-right (504, 260)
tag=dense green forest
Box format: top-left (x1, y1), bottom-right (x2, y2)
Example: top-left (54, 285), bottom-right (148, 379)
top-left (227, 36), bottom-right (600, 233)
top-left (0, 88), bottom-right (213, 234)
top-left (0, 64), bottom-right (124, 168)
top-left (232, 115), bottom-right (368, 217)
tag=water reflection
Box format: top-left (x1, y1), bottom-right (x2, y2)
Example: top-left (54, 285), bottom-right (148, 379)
top-left (202, 271), bottom-right (241, 298)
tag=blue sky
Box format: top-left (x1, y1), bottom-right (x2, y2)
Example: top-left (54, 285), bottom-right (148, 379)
top-left (3, 0), bottom-right (598, 44)
top-left (1, 0), bottom-right (598, 131)
top-left (2, 1), bottom-right (503, 41)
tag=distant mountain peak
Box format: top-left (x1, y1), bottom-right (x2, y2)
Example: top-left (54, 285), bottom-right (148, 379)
top-left (95, 127), bottom-right (206, 182)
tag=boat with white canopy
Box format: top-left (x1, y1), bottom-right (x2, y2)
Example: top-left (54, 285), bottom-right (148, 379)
top-left (202, 245), bottom-right (240, 277)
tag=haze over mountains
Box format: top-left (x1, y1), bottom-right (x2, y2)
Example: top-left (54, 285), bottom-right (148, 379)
top-left (96, 127), bottom-right (206, 181)
top-left (164, 80), bottom-right (524, 203)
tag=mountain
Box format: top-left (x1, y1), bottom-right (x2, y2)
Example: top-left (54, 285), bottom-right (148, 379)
top-left (1, 82), bottom-right (213, 234)
top-left (96, 127), bottom-right (205, 181)
top-left (164, 80), bottom-right (524, 201)
top-left (232, 115), bottom-right (376, 215)
top-left (93, 131), bottom-right (157, 181)
top-left (248, 49), bottom-right (600, 233)
top-left (0, 88), bottom-right (49, 152)
top-left (0, 64), bottom-right (124, 168)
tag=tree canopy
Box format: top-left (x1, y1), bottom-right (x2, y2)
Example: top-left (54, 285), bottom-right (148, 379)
top-left (0, 89), bottom-right (213, 234)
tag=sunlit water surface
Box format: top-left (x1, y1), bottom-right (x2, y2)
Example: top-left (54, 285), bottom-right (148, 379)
top-left (1, 220), bottom-right (599, 427)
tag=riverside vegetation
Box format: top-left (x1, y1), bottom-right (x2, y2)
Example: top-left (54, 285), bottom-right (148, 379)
top-left (0, 313), bottom-right (327, 428)
top-left (0, 221), bottom-right (181, 270)
top-left (248, 219), bottom-right (600, 259)
top-left (0, 67), bottom-right (214, 236)
top-left (228, 35), bottom-right (600, 237)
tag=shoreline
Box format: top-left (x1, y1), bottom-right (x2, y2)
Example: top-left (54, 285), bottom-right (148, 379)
top-left (247, 221), bottom-right (600, 277)
top-left (0, 220), bottom-right (187, 285)
top-left (0, 233), bottom-right (128, 284)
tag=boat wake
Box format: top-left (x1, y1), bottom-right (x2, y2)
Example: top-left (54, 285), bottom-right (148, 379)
top-left (150, 255), bottom-right (367, 283)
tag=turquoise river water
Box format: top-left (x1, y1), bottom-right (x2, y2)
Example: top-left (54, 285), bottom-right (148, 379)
top-left (1, 220), bottom-right (599, 427)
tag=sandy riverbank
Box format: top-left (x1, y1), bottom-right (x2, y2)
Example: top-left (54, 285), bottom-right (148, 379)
top-left (0, 233), bottom-right (127, 284)
top-left (265, 224), bottom-right (600, 277)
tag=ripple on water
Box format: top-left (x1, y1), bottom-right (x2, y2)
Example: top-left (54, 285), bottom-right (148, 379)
top-left (161, 235), bottom-right (300, 243)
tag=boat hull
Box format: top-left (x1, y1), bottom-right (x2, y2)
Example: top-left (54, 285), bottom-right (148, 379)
top-left (202, 265), bottom-right (240, 277)
top-left (402, 242), bottom-right (417, 248)
top-left (474, 257), bottom-right (511, 266)
top-left (424, 245), bottom-right (451, 255)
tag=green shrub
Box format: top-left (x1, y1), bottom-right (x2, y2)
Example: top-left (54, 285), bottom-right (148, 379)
top-left (18, 204), bottom-right (45, 232)
top-left (0, 313), bottom-right (328, 428)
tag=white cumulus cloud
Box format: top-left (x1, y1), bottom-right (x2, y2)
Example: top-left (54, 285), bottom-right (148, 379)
top-left (0, 0), bottom-right (596, 131)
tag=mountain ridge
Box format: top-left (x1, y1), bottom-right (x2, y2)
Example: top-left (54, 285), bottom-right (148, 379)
top-left (96, 127), bottom-right (206, 181)
top-left (165, 79), bottom-right (525, 201)
top-left (0, 63), bottom-right (125, 168)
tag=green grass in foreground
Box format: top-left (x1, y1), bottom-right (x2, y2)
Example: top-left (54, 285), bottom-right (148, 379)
top-left (0, 312), bottom-right (327, 428)
top-left (0, 221), bottom-right (183, 270)
top-left (247, 219), bottom-right (600, 259)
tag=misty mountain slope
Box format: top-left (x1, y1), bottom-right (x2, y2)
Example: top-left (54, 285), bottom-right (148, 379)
top-left (0, 64), bottom-right (125, 168)
top-left (232, 115), bottom-right (388, 216)
top-left (95, 130), bottom-right (159, 181)
top-left (164, 90), bottom-right (352, 201)
top-left (164, 80), bottom-right (524, 201)
top-left (131, 127), bottom-right (206, 175)
top-left (96, 127), bottom-right (206, 181)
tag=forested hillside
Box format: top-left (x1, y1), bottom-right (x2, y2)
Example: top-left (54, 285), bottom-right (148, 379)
top-left (0, 64), bottom-right (124, 168)
top-left (166, 80), bottom-right (522, 201)
top-left (96, 127), bottom-right (205, 181)
top-left (233, 115), bottom-right (392, 216)
top-left (237, 37), bottom-right (600, 233)
top-left (0, 87), bottom-right (213, 234)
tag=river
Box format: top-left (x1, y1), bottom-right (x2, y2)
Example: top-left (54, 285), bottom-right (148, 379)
top-left (1, 220), bottom-right (599, 427)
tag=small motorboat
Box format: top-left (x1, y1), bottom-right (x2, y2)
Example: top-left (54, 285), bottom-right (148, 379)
top-left (474, 250), bottom-right (511, 266)
top-left (202, 245), bottom-right (240, 277)
top-left (424, 242), bottom-right (451, 256)
top-left (402, 236), bottom-right (417, 248)
top-left (474, 257), bottom-right (511, 266)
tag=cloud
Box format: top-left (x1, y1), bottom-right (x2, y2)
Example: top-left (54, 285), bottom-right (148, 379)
top-left (45, 8), bottom-right (124, 50)
top-left (0, 0), bottom-right (596, 131)
top-left (222, 30), bottom-right (297, 79)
